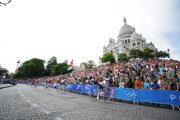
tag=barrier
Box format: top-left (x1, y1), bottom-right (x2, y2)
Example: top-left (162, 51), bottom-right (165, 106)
top-left (65, 84), bottom-right (98, 95)
top-left (65, 84), bottom-right (114, 98)
top-left (114, 88), bottom-right (180, 106)
top-left (65, 84), bottom-right (180, 106)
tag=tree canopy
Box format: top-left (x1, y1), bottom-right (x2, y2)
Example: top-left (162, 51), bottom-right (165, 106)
top-left (129, 48), bottom-right (143, 58)
top-left (101, 52), bottom-right (116, 63)
top-left (15, 58), bottom-right (45, 78)
top-left (80, 60), bottom-right (96, 69)
top-left (129, 47), bottom-right (169, 59)
top-left (86, 60), bottom-right (96, 69)
top-left (118, 53), bottom-right (129, 62)
top-left (15, 57), bottom-right (72, 78)
top-left (46, 56), bottom-right (58, 76)
top-left (0, 65), bottom-right (9, 78)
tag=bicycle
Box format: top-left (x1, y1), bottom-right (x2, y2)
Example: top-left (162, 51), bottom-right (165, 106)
top-left (101, 87), bottom-right (111, 101)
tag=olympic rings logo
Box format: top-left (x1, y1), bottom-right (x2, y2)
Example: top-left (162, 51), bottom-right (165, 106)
top-left (125, 90), bottom-right (138, 98)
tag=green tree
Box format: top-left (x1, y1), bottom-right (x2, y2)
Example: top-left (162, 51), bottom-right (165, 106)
top-left (154, 51), bottom-right (161, 58)
top-left (154, 50), bottom-right (169, 59)
top-left (15, 58), bottom-right (45, 78)
top-left (143, 47), bottom-right (154, 59)
top-left (101, 52), bottom-right (116, 63)
top-left (129, 49), bottom-right (142, 58)
top-left (52, 62), bottom-right (69, 75)
top-left (118, 53), bottom-right (129, 62)
top-left (162, 51), bottom-right (170, 58)
top-left (86, 60), bottom-right (96, 69)
top-left (0, 65), bottom-right (9, 78)
top-left (46, 56), bottom-right (58, 76)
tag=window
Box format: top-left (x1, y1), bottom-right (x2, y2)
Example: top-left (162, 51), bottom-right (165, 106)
top-left (128, 39), bottom-right (130, 43)
top-left (137, 42), bottom-right (140, 46)
top-left (132, 43), bottom-right (135, 47)
top-left (125, 40), bottom-right (127, 44)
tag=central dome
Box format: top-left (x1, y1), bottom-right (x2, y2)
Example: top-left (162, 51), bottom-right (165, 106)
top-left (118, 17), bottom-right (133, 36)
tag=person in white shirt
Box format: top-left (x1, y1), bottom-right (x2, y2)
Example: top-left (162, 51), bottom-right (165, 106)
top-left (119, 77), bottom-right (125, 88)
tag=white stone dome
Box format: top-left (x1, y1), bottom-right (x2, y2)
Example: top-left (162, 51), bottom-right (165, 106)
top-left (118, 17), bottom-right (133, 36)
top-left (130, 31), bottom-right (141, 41)
top-left (119, 24), bottom-right (133, 35)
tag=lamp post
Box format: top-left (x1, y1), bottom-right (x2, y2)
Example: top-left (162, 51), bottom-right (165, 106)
top-left (15, 60), bottom-right (20, 73)
top-left (167, 48), bottom-right (170, 58)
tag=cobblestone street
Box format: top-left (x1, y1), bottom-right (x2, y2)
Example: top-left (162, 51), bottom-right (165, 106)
top-left (0, 84), bottom-right (179, 120)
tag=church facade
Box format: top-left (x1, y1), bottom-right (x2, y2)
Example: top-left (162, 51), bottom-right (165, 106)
top-left (103, 17), bottom-right (156, 59)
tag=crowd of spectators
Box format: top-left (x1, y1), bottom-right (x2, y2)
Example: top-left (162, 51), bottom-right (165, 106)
top-left (31, 59), bottom-right (180, 91)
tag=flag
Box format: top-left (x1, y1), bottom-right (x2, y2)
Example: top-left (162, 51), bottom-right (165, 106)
top-left (69, 59), bottom-right (73, 67)
top-left (67, 59), bottom-right (73, 71)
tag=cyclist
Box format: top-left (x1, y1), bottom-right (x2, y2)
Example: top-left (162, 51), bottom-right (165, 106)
top-left (60, 79), bottom-right (66, 92)
top-left (96, 77), bottom-right (109, 100)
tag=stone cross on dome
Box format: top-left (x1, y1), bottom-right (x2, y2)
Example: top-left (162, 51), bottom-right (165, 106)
top-left (123, 17), bottom-right (127, 24)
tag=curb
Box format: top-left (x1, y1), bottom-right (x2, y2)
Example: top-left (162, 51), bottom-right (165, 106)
top-left (0, 85), bottom-right (13, 89)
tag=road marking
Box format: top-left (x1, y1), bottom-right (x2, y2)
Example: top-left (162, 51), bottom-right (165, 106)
top-left (42, 109), bottom-right (50, 114)
top-left (31, 104), bottom-right (38, 107)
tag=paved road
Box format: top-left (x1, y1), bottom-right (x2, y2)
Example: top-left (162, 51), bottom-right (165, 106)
top-left (0, 84), bottom-right (179, 120)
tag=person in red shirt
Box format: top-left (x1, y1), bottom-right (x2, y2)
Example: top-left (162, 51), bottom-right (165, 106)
top-left (134, 76), bottom-right (141, 89)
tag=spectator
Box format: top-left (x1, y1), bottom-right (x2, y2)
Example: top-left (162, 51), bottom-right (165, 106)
top-left (151, 81), bottom-right (160, 90)
top-left (169, 76), bottom-right (178, 90)
top-left (119, 77), bottom-right (125, 88)
top-left (143, 79), bottom-right (150, 89)
top-left (160, 77), bottom-right (170, 90)
top-left (127, 78), bottom-right (134, 88)
top-left (134, 76), bottom-right (141, 89)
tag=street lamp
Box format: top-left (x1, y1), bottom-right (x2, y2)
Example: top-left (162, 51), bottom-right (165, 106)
top-left (15, 60), bottom-right (20, 73)
top-left (17, 60), bottom-right (20, 68)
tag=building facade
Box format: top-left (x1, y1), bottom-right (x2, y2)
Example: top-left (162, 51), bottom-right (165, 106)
top-left (103, 17), bottom-right (156, 59)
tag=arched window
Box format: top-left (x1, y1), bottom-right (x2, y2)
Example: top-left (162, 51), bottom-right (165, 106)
top-left (125, 40), bottom-right (127, 44)
top-left (132, 43), bottom-right (136, 47)
top-left (137, 42), bottom-right (140, 46)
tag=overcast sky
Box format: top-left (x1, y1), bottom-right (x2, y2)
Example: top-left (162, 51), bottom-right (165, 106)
top-left (0, 0), bottom-right (180, 73)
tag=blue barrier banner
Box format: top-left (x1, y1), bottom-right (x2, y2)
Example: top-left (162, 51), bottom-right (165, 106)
top-left (65, 84), bottom-right (114, 98)
top-left (65, 84), bottom-right (98, 95)
top-left (65, 84), bottom-right (180, 105)
top-left (65, 84), bottom-right (77, 92)
top-left (114, 88), bottom-right (180, 106)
